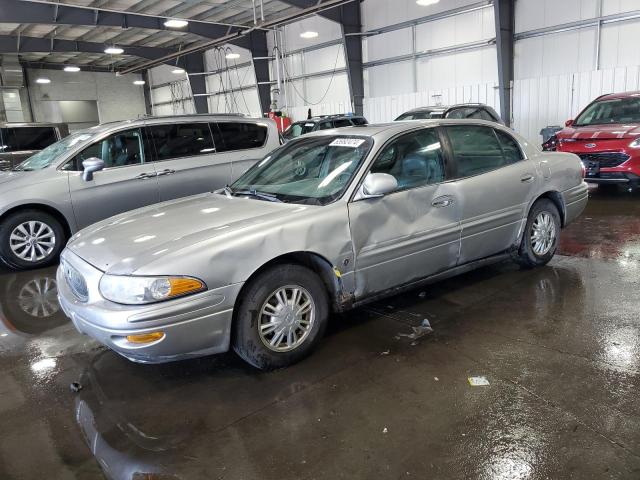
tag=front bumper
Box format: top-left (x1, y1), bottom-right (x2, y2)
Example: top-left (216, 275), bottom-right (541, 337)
top-left (57, 250), bottom-right (243, 363)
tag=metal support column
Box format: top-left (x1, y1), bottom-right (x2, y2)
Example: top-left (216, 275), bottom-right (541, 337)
top-left (338, 1), bottom-right (364, 115)
top-left (494, 0), bottom-right (514, 126)
top-left (142, 70), bottom-right (153, 115)
top-left (183, 53), bottom-right (209, 114)
top-left (244, 31), bottom-right (272, 116)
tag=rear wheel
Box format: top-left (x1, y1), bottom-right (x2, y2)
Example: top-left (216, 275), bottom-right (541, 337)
top-left (517, 199), bottom-right (561, 268)
top-left (232, 264), bottom-right (329, 370)
top-left (0, 210), bottom-right (66, 270)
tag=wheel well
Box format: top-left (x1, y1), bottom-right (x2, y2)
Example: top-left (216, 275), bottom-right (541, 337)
top-left (536, 191), bottom-right (566, 227)
top-left (0, 204), bottom-right (72, 239)
top-left (234, 252), bottom-right (345, 316)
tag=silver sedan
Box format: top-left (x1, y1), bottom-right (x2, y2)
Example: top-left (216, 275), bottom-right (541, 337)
top-left (57, 120), bottom-right (588, 369)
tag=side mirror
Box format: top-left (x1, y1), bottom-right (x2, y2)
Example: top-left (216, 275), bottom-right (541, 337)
top-left (82, 158), bottom-right (105, 182)
top-left (565, 119), bottom-right (574, 127)
top-left (360, 173), bottom-right (398, 199)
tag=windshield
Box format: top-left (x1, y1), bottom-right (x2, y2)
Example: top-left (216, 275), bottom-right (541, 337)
top-left (283, 122), bottom-right (317, 139)
top-left (230, 135), bottom-right (373, 205)
top-left (395, 111), bottom-right (443, 121)
top-left (14, 131), bottom-right (94, 171)
top-left (574, 97), bottom-right (640, 126)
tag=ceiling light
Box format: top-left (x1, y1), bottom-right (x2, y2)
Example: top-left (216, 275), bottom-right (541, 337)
top-left (171, 68), bottom-right (186, 74)
top-left (64, 66), bottom-right (80, 72)
top-left (36, 78), bottom-right (51, 84)
top-left (133, 80), bottom-right (145, 85)
top-left (416, 0), bottom-right (440, 5)
top-left (225, 52), bottom-right (240, 59)
top-left (104, 46), bottom-right (124, 55)
top-left (164, 19), bottom-right (189, 28)
top-left (300, 31), bottom-right (318, 39)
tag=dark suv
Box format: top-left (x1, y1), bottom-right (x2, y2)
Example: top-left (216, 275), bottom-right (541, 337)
top-left (395, 103), bottom-right (504, 124)
top-left (0, 123), bottom-right (69, 171)
top-left (282, 114), bottom-right (368, 141)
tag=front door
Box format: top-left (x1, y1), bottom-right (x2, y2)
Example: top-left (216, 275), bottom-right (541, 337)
top-left (348, 127), bottom-right (461, 298)
top-left (442, 125), bottom-right (537, 264)
top-left (67, 127), bottom-right (159, 229)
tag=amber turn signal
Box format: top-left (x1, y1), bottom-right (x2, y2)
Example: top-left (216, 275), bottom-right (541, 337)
top-left (126, 331), bottom-right (165, 344)
top-left (168, 277), bottom-right (205, 297)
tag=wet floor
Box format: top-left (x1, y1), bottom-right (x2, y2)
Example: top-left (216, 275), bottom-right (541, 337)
top-left (1, 185), bottom-right (639, 479)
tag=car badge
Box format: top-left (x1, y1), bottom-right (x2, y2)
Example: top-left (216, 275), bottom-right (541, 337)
top-left (585, 143), bottom-right (597, 148)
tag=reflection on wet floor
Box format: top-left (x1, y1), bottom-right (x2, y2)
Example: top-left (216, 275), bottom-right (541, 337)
top-left (1, 186), bottom-right (640, 479)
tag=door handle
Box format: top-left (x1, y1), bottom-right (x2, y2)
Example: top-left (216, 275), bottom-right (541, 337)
top-left (135, 172), bottom-right (156, 180)
top-left (521, 174), bottom-right (535, 183)
top-left (156, 169), bottom-right (176, 176)
top-left (432, 196), bottom-right (454, 208)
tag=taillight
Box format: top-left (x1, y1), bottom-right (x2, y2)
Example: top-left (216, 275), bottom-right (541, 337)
top-left (580, 163), bottom-right (586, 178)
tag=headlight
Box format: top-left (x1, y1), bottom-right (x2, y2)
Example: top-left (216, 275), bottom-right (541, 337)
top-left (99, 274), bottom-right (206, 305)
top-left (629, 137), bottom-right (640, 149)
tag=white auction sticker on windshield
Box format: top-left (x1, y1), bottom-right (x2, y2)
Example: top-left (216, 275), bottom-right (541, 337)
top-left (305, 123), bottom-right (315, 127)
top-left (330, 138), bottom-right (365, 148)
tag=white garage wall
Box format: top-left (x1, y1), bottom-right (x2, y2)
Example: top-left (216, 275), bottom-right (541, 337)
top-left (513, 0), bottom-right (640, 144)
top-left (28, 69), bottom-right (146, 124)
top-left (148, 64), bottom-right (195, 116)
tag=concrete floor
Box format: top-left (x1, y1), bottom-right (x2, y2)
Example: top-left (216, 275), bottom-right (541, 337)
top-left (1, 186), bottom-right (639, 480)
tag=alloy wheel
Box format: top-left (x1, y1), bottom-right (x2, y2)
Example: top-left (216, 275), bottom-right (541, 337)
top-left (9, 221), bottom-right (56, 263)
top-left (531, 211), bottom-right (557, 256)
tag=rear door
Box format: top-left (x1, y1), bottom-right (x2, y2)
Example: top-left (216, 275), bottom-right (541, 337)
top-left (146, 122), bottom-right (229, 202)
top-left (67, 127), bottom-right (159, 229)
top-left (442, 125), bottom-right (536, 264)
top-left (214, 121), bottom-right (270, 180)
top-left (349, 127), bottom-right (461, 297)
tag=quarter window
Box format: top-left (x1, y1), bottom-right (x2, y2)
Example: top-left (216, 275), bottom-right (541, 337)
top-left (148, 123), bottom-right (215, 161)
top-left (495, 129), bottom-right (524, 163)
top-left (71, 128), bottom-right (145, 170)
top-left (446, 125), bottom-right (509, 178)
top-left (332, 119), bottom-right (352, 128)
top-left (215, 122), bottom-right (267, 151)
top-left (371, 128), bottom-right (446, 191)
top-left (1, 127), bottom-right (57, 152)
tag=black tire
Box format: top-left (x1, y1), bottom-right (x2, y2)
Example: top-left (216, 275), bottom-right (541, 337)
top-left (517, 199), bottom-right (561, 268)
top-left (0, 210), bottom-right (66, 270)
top-left (232, 264), bottom-right (329, 370)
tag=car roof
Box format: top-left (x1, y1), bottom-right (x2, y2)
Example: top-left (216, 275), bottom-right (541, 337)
top-left (596, 91), bottom-right (640, 101)
top-left (300, 118), bottom-right (508, 141)
top-left (293, 115), bottom-right (365, 123)
top-left (404, 103), bottom-right (492, 114)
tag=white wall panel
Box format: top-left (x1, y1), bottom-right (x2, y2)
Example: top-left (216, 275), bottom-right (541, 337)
top-left (205, 44), bottom-right (252, 69)
top-left (512, 66), bottom-right (640, 145)
top-left (366, 61), bottom-right (414, 98)
top-left (364, 82), bottom-right (500, 124)
top-left (602, 0), bottom-right (640, 15)
top-left (208, 88), bottom-right (261, 117)
top-left (269, 15), bottom-right (342, 52)
top-left (514, 28), bottom-right (597, 79)
top-left (414, 7), bottom-right (494, 51)
top-left (304, 45), bottom-right (346, 74)
top-left (363, 28), bottom-right (413, 63)
top-left (362, 0), bottom-right (484, 31)
top-left (514, 0), bottom-right (598, 33)
top-left (599, 19), bottom-right (640, 69)
top-left (416, 46), bottom-right (498, 90)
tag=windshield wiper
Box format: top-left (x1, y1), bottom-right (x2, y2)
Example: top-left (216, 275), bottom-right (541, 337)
top-left (232, 188), bottom-right (283, 203)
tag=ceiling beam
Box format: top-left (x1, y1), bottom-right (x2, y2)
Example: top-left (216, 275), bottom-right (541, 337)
top-left (0, 35), bottom-right (175, 61)
top-left (0, 0), bottom-right (244, 40)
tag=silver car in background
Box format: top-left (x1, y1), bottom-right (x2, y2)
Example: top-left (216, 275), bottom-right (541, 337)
top-left (57, 120), bottom-right (588, 369)
top-left (0, 115), bottom-right (279, 270)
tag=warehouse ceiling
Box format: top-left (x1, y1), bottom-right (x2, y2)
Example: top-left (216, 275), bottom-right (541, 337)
top-left (0, 0), bottom-right (301, 70)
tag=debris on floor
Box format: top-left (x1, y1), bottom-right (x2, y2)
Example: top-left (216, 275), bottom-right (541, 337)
top-left (418, 291), bottom-right (426, 298)
top-left (467, 376), bottom-right (490, 386)
top-left (381, 350), bottom-right (390, 355)
top-left (434, 377), bottom-right (439, 381)
top-left (69, 382), bottom-right (83, 393)
top-left (382, 427), bottom-right (388, 434)
top-left (398, 318), bottom-right (434, 341)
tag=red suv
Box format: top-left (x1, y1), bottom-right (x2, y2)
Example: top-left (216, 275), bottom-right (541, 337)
top-left (551, 91), bottom-right (640, 190)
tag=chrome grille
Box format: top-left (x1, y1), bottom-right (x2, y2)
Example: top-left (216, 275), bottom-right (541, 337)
top-left (62, 259), bottom-right (88, 302)
top-left (578, 152), bottom-right (630, 168)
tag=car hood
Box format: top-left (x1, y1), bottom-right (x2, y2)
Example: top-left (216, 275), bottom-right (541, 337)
top-left (67, 193), bottom-right (308, 274)
top-left (557, 123), bottom-right (640, 140)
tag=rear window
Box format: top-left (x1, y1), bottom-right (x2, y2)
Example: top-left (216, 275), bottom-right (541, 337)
top-left (1, 127), bottom-right (58, 152)
top-left (214, 122), bottom-right (268, 151)
top-left (351, 117), bottom-right (368, 126)
top-left (147, 123), bottom-right (215, 161)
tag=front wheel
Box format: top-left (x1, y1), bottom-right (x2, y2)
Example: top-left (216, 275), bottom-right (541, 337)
top-left (516, 199), bottom-right (561, 268)
top-left (0, 210), bottom-right (66, 270)
top-left (232, 264), bottom-right (329, 370)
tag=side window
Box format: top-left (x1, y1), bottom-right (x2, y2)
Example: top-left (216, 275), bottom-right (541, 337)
top-left (495, 129), bottom-right (524, 163)
top-left (148, 123), bottom-right (215, 161)
top-left (1, 127), bottom-right (58, 152)
top-left (332, 119), bottom-right (352, 128)
top-left (72, 128), bottom-right (145, 169)
top-left (370, 128), bottom-right (446, 191)
top-left (318, 121), bottom-right (333, 130)
top-left (351, 117), bottom-right (368, 126)
top-left (475, 109), bottom-right (496, 121)
top-left (215, 122), bottom-right (268, 151)
top-left (446, 125), bottom-right (506, 178)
